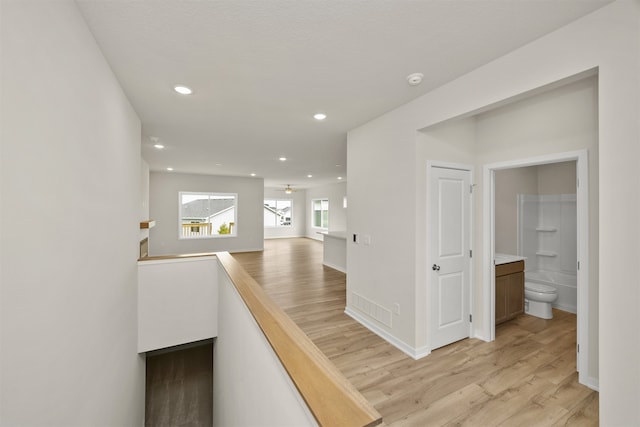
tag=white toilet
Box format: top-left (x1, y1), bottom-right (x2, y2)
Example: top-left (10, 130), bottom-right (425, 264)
top-left (524, 282), bottom-right (558, 319)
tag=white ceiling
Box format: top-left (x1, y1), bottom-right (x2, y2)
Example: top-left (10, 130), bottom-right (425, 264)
top-left (77, 0), bottom-right (610, 190)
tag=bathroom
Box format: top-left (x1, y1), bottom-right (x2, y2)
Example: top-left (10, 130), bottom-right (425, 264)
top-left (495, 160), bottom-right (577, 320)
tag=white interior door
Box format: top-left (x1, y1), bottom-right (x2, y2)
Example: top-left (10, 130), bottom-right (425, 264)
top-left (430, 166), bottom-right (472, 350)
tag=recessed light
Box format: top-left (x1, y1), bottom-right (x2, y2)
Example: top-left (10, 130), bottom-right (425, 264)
top-left (250, 173), bottom-right (256, 177)
top-left (154, 144), bottom-right (164, 149)
top-left (307, 174), bottom-right (313, 178)
top-left (406, 72), bottom-right (424, 86)
top-left (279, 157), bottom-right (287, 161)
top-left (166, 167), bottom-right (174, 171)
top-left (337, 176), bottom-right (343, 180)
top-left (313, 113), bottom-right (327, 121)
top-left (173, 85), bottom-right (193, 95)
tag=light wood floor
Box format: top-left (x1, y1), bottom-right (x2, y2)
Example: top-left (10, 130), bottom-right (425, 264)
top-left (232, 238), bottom-right (598, 426)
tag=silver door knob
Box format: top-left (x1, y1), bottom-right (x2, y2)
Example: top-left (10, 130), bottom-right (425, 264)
top-left (432, 264), bottom-right (441, 271)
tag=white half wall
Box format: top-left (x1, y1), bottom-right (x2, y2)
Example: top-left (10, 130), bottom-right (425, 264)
top-left (149, 172), bottom-right (264, 255)
top-left (214, 265), bottom-right (318, 426)
top-left (138, 256), bottom-right (218, 353)
top-left (1, 1), bottom-right (145, 424)
top-left (347, 2), bottom-right (639, 423)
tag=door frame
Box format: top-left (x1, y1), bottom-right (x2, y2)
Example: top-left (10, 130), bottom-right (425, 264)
top-left (483, 149), bottom-right (593, 389)
top-left (427, 161), bottom-right (474, 351)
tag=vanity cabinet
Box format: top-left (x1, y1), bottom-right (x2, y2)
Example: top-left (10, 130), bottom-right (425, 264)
top-left (495, 260), bottom-right (524, 325)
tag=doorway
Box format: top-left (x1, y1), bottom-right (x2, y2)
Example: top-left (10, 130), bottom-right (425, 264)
top-left (483, 149), bottom-right (592, 388)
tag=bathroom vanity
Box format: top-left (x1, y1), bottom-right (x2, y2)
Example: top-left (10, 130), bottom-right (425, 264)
top-left (495, 255), bottom-right (525, 325)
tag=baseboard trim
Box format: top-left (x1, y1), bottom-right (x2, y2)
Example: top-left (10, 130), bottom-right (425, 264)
top-left (553, 304), bottom-right (577, 314)
top-left (322, 262), bottom-right (346, 273)
top-left (585, 376), bottom-right (599, 391)
top-left (344, 307), bottom-right (430, 360)
top-left (473, 331), bottom-right (491, 342)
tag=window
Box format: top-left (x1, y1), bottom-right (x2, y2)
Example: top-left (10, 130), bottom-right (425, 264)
top-left (312, 198), bottom-right (329, 229)
top-left (264, 199), bottom-right (293, 228)
top-left (179, 192), bottom-right (237, 238)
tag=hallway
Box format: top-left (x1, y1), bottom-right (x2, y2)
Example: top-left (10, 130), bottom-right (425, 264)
top-left (232, 238), bottom-right (598, 426)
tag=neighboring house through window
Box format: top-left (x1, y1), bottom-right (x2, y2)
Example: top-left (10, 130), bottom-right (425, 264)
top-left (179, 192), bottom-right (237, 238)
top-left (264, 199), bottom-right (292, 227)
top-left (312, 198), bottom-right (329, 229)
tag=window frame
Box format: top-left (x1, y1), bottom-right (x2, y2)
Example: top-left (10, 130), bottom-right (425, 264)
top-left (264, 198), bottom-right (293, 228)
top-left (178, 191), bottom-right (238, 239)
top-left (311, 198), bottom-right (329, 230)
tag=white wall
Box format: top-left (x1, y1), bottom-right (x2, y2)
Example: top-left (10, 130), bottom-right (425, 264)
top-left (264, 187), bottom-right (307, 239)
top-left (537, 162), bottom-right (577, 195)
top-left (149, 172), bottom-right (264, 255)
top-left (494, 167), bottom-right (538, 254)
top-left (305, 182), bottom-right (347, 241)
top-left (347, 2), bottom-right (639, 423)
top-left (0, 1), bottom-right (145, 425)
top-left (214, 266), bottom-right (317, 427)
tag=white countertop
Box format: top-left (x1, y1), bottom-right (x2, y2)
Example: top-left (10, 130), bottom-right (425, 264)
top-left (319, 231), bottom-right (347, 240)
top-left (495, 253), bottom-right (526, 265)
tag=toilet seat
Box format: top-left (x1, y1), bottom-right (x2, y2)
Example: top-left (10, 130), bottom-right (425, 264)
top-left (525, 282), bottom-right (556, 294)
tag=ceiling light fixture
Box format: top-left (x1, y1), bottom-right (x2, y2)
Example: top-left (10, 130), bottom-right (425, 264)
top-left (307, 174), bottom-right (313, 178)
top-left (250, 173), bottom-right (256, 177)
top-left (406, 72), bottom-right (424, 86)
top-left (313, 113), bottom-right (327, 121)
top-left (173, 85), bottom-right (193, 95)
top-left (279, 157), bottom-right (287, 161)
top-left (150, 136), bottom-right (163, 149)
top-left (337, 176), bottom-right (343, 180)
top-left (166, 167), bottom-right (174, 171)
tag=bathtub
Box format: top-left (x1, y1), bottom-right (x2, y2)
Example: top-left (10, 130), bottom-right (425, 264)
top-left (525, 270), bottom-right (577, 313)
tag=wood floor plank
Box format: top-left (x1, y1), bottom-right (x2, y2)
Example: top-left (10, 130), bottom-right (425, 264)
top-left (232, 238), bottom-right (599, 426)
top-left (552, 392), bottom-right (599, 427)
top-left (393, 383), bottom-right (492, 426)
top-left (450, 374), bottom-right (555, 426)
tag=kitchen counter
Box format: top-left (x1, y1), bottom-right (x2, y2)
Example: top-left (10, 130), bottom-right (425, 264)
top-left (320, 231), bottom-right (347, 273)
top-left (321, 231), bottom-right (347, 240)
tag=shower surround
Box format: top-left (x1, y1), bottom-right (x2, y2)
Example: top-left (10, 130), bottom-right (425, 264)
top-left (518, 194), bottom-right (577, 313)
